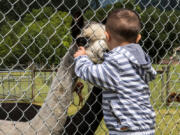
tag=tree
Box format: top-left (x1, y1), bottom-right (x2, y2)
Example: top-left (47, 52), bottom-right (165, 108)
top-left (0, 7), bottom-right (72, 67)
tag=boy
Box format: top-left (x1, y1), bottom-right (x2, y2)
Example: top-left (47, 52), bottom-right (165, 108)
top-left (74, 8), bottom-right (156, 135)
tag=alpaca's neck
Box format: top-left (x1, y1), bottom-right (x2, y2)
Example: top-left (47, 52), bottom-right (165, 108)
top-left (31, 44), bottom-right (78, 134)
top-left (0, 44), bottom-right (78, 135)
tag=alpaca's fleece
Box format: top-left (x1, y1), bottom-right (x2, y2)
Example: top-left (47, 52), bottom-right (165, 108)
top-left (80, 22), bottom-right (109, 63)
top-left (82, 23), bottom-right (106, 41)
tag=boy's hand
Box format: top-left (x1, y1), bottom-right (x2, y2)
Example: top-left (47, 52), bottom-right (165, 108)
top-left (74, 46), bottom-right (87, 58)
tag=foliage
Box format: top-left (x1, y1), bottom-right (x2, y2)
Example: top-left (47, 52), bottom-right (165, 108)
top-left (0, 0), bottom-right (90, 20)
top-left (0, 7), bottom-right (72, 67)
top-left (140, 7), bottom-right (180, 63)
top-left (0, 0), bottom-right (180, 67)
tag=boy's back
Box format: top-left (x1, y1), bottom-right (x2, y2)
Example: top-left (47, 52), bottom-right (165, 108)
top-left (101, 43), bottom-right (156, 134)
top-left (123, 44), bottom-right (147, 64)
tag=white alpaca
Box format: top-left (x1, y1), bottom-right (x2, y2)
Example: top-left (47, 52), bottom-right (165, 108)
top-left (0, 22), bottom-right (108, 135)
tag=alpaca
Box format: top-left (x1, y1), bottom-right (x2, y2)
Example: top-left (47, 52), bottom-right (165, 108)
top-left (0, 103), bottom-right (41, 122)
top-left (63, 86), bottom-right (103, 135)
top-left (73, 81), bottom-right (84, 105)
top-left (167, 92), bottom-right (180, 105)
top-left (0, 14), bottom-right (108, 135)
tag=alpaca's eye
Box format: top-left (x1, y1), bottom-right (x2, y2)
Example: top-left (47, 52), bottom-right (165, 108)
top-left (76, 37), bottom-right (89, 47)
top-left (105, 49), bottom-right (109, 53)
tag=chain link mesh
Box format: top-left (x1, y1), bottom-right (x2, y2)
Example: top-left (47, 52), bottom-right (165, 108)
top-left (0, 0), bottom-right (179, 134)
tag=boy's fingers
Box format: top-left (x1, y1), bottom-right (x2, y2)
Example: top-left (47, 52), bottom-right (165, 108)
top-left (74, 52), bottom-right (81, 58)
top-left (78, 46), bottom-right (85, 51)
top-left (78, 46), bottom-right (83, 49)
top-left (74, 53), bottom-right (78, 58)
top-left (74, 46), bottom-right (86, 58)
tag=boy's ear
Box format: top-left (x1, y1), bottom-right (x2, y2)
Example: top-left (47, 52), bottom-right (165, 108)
top-left (105, 31), bottom-right (110, 41)
top-left (136, 34), bottom-right (141, 43)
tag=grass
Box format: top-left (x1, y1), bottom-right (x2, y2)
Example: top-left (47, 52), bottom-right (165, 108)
top-left (0, 71), bottom-right (51, 103)
top-left (0, 64), bottom-right (179, 135)
top-left (150, 64), bottom-right (180, 135)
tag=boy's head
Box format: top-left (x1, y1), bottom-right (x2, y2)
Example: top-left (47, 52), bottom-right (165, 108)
top-left (105, 8), bottom-right (142, 49)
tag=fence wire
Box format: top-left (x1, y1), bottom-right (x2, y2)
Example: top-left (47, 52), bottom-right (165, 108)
top-left (0, 0), bottom-right (179, 135)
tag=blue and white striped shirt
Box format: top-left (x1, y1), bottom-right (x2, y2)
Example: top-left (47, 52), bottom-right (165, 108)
top-left (74, 44), bottom-right (157, 135)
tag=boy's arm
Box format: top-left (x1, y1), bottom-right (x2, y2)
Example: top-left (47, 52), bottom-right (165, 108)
top-left (74, 55), bottom-right (109, 89)
top-left (74, 46), bottom-right (118, 90)
top-left (143, 53), bottom-right (157, 82)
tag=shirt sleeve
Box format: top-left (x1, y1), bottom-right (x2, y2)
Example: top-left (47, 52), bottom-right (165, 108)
top-left (146, 66), bottom-right (157, 82)
top-left (74, 55), bottom-right (119, 90)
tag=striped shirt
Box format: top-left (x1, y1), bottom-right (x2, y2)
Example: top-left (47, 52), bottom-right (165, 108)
top-left (74, 44), bottom-right (157, 135)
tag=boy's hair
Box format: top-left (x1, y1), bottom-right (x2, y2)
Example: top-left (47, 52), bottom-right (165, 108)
top-left (106, 8), bottom-right (141, 43)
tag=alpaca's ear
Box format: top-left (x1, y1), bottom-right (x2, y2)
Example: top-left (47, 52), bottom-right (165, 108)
top-left (71, 11), bottom-right (84, 39)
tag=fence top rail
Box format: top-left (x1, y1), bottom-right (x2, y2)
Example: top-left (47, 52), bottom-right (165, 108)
top-left (0, 70), bottom-right (30, 73)
top-left (0, 69), bottom-right (57, 73)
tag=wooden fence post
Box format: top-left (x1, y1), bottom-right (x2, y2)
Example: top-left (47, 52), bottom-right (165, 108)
top-left (2, 75), bottom-right (5, 98)
top-left (31, 65), bottom-right (35, 101)
top-left (161, 67), bottom-right (165, 102)
top-left (52, 64), bottom-right (55, 84)
top-left (166, 65), bottom-right (170, 105)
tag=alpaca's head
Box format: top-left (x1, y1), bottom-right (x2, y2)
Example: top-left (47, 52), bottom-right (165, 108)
top-left (81, 22), bottom-right (106, 41)
top-left (76, 22), bottom-right (109, 63)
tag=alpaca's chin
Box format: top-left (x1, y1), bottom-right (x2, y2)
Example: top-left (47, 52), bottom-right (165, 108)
top-left (86, 51), bottom-right (104, 64)
top-left (90, 57), bottom-right (104, 64)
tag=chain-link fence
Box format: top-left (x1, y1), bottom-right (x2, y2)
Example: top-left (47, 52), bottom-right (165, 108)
top-left (0, 0), bottom-right (179, 134)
